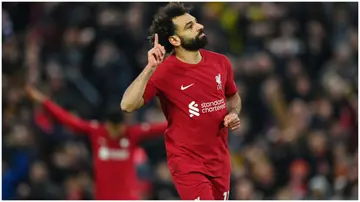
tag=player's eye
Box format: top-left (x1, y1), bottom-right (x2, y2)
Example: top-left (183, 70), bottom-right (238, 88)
top-left (185, 21), bottom-right (194, 30)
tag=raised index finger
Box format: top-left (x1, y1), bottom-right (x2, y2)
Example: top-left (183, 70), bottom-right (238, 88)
top-left (154, 33), bottom-right (159, 47)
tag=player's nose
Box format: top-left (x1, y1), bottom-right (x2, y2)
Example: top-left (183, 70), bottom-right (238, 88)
top-left (196, 23), bottom-right (204, 31)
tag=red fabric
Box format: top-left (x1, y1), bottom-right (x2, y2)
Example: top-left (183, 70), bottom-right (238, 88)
top-left (34, 110), bottom-right (53, 133)
top-left (43, 100), bottom-right (167, 199)
top-left (143, 49), bottom-right (238, 177)
top-left (133, 147), bottom-right (148, 165)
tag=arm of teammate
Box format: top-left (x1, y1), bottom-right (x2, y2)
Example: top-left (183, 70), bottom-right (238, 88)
top-left (129, 122), bottom-right (167, 145)
top-left (26, 85), bottom-right (95, 134)
top-left (120, 34), bottom-right (166, 113)
top-left (223, 57), bottom-right (242, 131)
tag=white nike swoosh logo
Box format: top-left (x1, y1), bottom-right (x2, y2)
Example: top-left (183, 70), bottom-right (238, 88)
top-left (181, 83), bottom-right (194, 90)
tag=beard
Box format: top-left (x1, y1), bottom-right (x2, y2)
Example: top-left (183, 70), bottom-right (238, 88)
top-left (179, 30), bottom-right (208, 51)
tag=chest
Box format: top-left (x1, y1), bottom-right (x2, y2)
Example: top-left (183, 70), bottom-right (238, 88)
top-left (92, 131), bottom-right (133, 161)
top-left (159, 63), bottom-right (227, 101)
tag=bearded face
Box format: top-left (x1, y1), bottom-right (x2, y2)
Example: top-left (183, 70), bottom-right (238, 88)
top-left (178, 29), bottom-right (208, 51)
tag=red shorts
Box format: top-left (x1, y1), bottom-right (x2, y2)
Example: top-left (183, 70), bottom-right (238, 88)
top-left (171, 172), bottom-right (230, 200)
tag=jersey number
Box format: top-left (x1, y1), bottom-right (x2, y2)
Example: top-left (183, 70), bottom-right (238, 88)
top-left (223, 191), bottom-right (229, 200)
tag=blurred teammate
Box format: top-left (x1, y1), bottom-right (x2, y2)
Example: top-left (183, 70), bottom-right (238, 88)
top-left (121, 3), bottom-right (241, 200)
top-left (26, 86), bottom-right (167, 200)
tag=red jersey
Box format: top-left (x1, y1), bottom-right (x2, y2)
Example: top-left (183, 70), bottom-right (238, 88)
top-left (143, 49), bottom-right (238, 177)
top-left (43, 100), bottom-right (167, 200)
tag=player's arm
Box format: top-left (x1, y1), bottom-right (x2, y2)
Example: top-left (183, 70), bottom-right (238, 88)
top-left (121, 34), bottom-right (165, 113)
top-left (26, 85), bottom-right (94, 134)
top-left (226, 92), bottom-right (241, 115)
top-left (223, 57), bottom-right (242, 130)
top-left (120, 65), bottom-right (157, 112)
top-left (129, 122), bottom-right (167, 145)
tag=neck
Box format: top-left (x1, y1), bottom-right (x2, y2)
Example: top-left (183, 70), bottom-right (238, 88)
top-left (105, 123), bottom-right (126, 139)
top-left (175, 48), bottom-right (202, 64)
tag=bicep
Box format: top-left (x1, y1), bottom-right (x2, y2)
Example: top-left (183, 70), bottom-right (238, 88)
top-left (62, 117), bottom-right (94, 135)
top-left (128, 123), bottom-right (166, 145)
top-left (143, 80), bottom-right (158, 105)
top-left (43, 100), bottom-right (93, 134)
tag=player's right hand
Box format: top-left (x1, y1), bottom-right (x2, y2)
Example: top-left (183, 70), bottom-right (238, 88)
top-left (25, 85), bottom-right (46, 103)
top-left (147, 33), bottom-right (166, 68)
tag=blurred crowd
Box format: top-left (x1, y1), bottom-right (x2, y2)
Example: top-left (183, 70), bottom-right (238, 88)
top-left (2, 2), bottom-right (358, 200)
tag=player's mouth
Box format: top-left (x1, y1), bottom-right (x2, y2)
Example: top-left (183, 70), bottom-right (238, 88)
top-left (197, 32), bottom-right (206, 38)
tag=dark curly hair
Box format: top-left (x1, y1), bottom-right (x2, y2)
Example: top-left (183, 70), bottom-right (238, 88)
top-left (148, 3), bottom-right (192, 53)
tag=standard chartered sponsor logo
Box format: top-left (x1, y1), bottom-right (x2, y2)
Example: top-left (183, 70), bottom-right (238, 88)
top-left (201, 98), bottom-right (226, 113)
top-left (98, 147), bottom-right (129, 160)
top-left (188, 101), bottom-right (200, 117)
top-left (188, 98), bottom-right (226, 117)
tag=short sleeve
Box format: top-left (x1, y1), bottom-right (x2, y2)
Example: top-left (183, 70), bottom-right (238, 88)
top-left (224, 57), bottom-right (238, 97)
top-left (143, 79), bottom-right (158, 105)
top-left (143, 63), bottom-right (168, 104)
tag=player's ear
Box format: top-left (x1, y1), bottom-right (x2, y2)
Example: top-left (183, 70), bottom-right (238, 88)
top-left (169, 36), bottom-right (181, 47)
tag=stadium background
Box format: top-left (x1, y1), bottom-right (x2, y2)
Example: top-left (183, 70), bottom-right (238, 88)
top-left (2, 2), bottom-right (358, 200)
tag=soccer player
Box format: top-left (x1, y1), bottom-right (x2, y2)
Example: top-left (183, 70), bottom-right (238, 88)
top-left (26, 86), bottom-right (167, 200)
top-left (121, 3), bottom-right (241, 200)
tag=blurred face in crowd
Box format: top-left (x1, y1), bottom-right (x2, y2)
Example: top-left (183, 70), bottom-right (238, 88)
top-left (316, 98), bottom-right (332, 119)
top-left (234, 178), bottom-right (255, 200)
top-left (9, 124), bottom-right (32, 148)
top-left (170, 13), bottom-right (208, 51)
top-left (64, 176), bottom-right (82, 199)
top-left (308, 130), bottom-right (328, 156)
top-left (94, 41), bottom-right (118, 66)
top-left (295, 76), bottom-right (311, 97)
top-left (276, 188), bottom-right (292, 200)
top-left (30, 162), bottom-right (48, 183)
top-left (253, 161), bottom-right (275, 186)
top-left (63, 28), bottom-right (79, 47)
top-left (290, 159), bottom-right (310, 182)
top-left (156, 161), bottom-right (172, 182)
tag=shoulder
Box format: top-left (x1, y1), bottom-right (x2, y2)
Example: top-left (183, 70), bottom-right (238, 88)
top-left (159, 54), bottom-right (177, 69)
top-left (157, 57), bottom-right (172, 71)
top-left (201, 49), bottom-right (229, 62)
top-left (89, 120), bottom-right (100, 128)
top-left (202, 49), bottom-right (232, 71)
top-left (125, 123), bottom-right (150, 134)
top-left (150, 55), bottom-right (175, 81)
top-left (87, 120), bottom-right (103, 137)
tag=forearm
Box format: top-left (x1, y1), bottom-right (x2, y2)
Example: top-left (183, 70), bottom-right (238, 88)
top-left (43, 99), bottom-right (89, 133)
top-left (121, 65), bottom-right (155, 112)
top-left (226, 92), bottom-right (241, 115)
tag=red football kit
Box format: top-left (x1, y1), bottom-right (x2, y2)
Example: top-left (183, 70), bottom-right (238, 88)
top-left (143, 49), bottom-right (238, 200)
top-left (42, 100), bottom-right (167, 200)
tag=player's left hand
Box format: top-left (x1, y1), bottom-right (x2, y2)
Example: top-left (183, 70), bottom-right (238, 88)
top-left (224, 113), bottom-right (240, 130)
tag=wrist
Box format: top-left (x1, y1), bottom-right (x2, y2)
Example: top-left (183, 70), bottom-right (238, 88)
top-left (39, 96), bottom-right (48, 104)
top-left (145, 63), bottom-right (157, 70)
top-left (228, 110), bottom-right (240, 116)
top-left (144, 65), bottom-right (156, 76)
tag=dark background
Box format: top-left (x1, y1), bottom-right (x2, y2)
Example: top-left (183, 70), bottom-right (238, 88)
top-left (2, 2), bottom-right (358, 200)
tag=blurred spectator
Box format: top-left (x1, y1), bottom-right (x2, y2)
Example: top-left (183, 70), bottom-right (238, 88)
top-left (26, 161), bottom-right (63, 199)
top-left (151, 161), bottom-right (178, 200)
top-left (233, 178), bottom-right (261, 200)
top-left (2, 2), bottom-right (358, 200)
